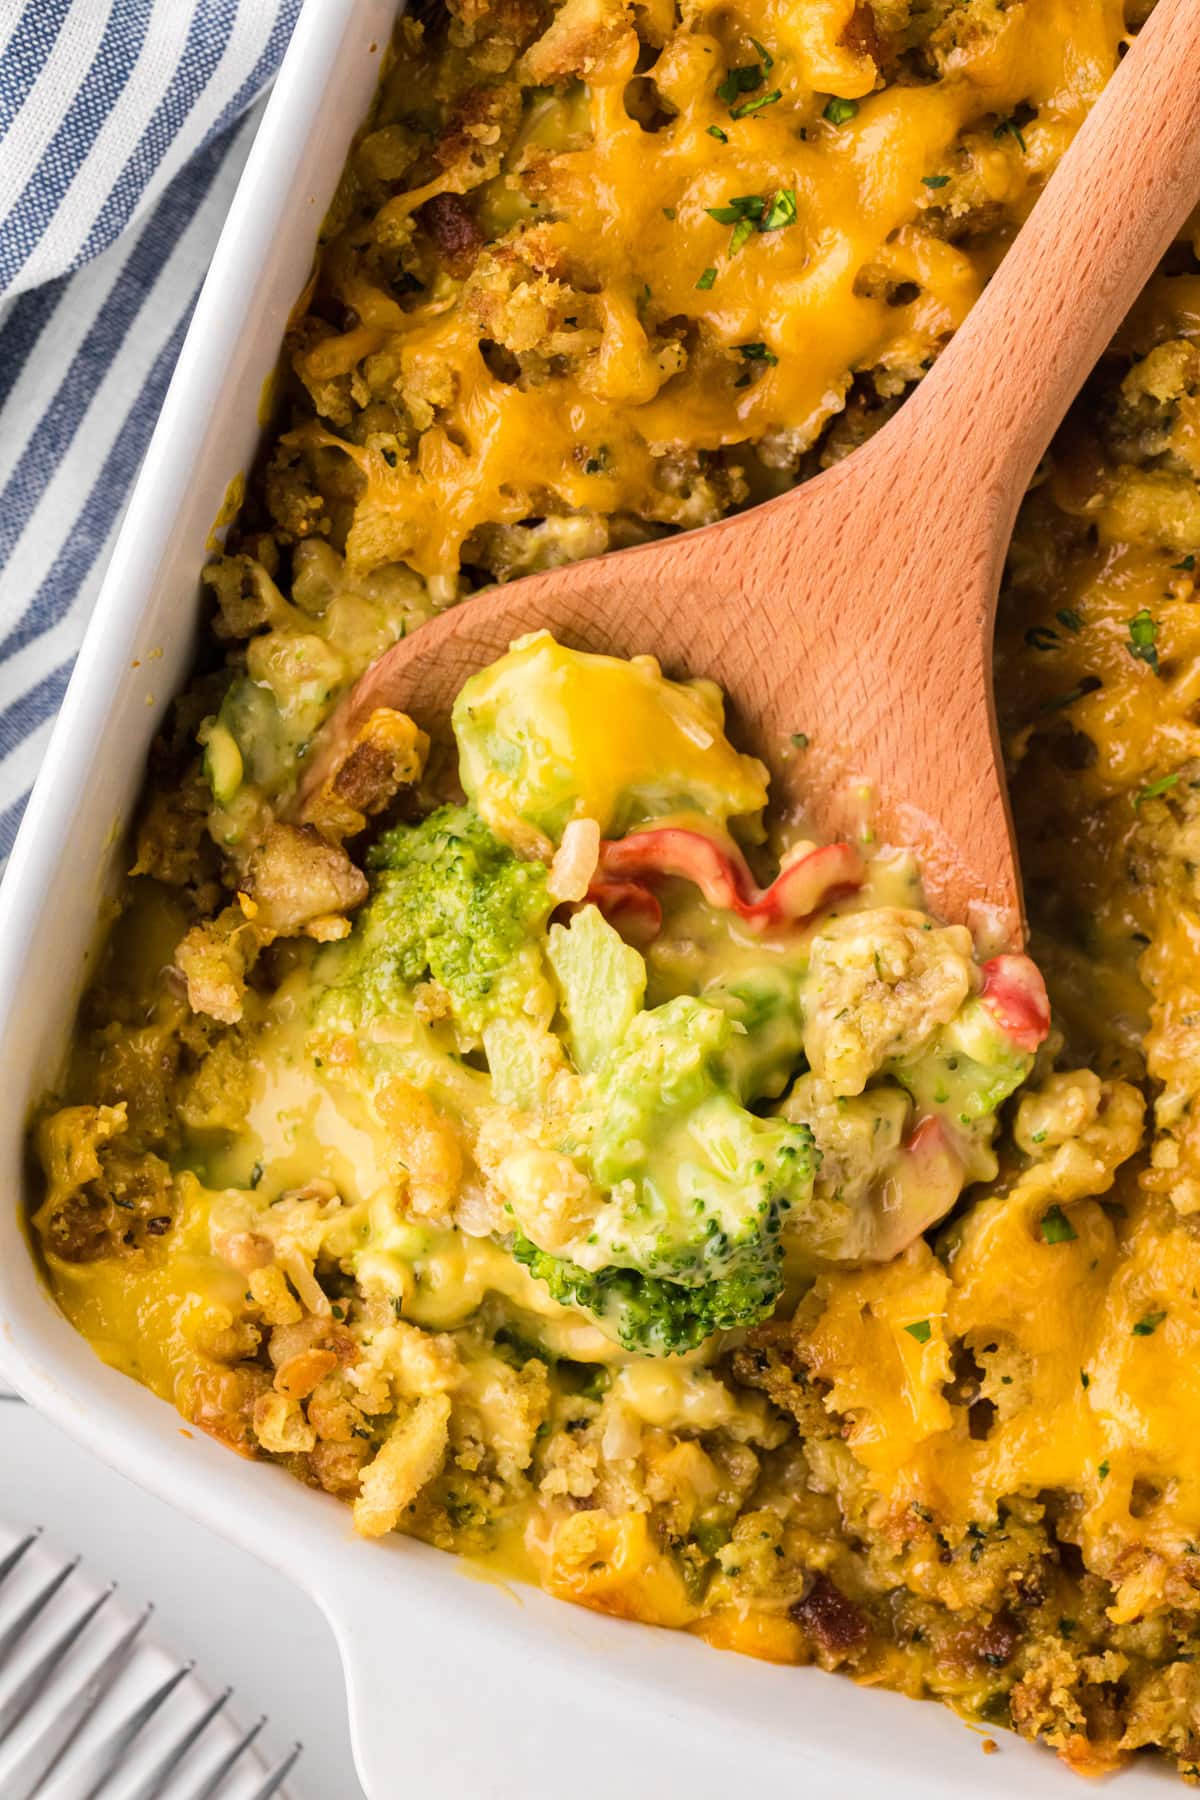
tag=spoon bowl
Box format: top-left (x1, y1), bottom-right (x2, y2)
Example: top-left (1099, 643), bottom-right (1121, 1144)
top-left (302, 0), bottom-right (1200, 945)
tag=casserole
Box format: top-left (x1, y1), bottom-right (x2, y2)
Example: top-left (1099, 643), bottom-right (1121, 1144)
top-left (0, 2), bottom-right (1179, 1795)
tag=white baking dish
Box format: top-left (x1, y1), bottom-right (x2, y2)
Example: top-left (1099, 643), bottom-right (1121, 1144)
top-left (0, 5), bottom-right (1171, 1795)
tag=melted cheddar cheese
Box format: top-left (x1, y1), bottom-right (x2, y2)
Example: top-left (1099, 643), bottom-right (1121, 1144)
top-left (274, 0), bottom-right (1128, 584)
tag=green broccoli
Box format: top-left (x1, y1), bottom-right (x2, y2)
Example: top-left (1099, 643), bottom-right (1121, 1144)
top-left (451, 632), bottom-right (768, 844)
top-left (511, 1232), bottom-right (786, 1355)
top-left (586, 996), bottom-right (814, 1272)
top-left (700, 964), bottom-right (808, 1102)
top-left (546, 904), bottom-right (646, 1074)
top-left (511, 995), bottom-right (816, 1352)
top-left (889, 994), bottom-right (1034, 1181)
top-left (332, 805), bottom-right (552, 1028)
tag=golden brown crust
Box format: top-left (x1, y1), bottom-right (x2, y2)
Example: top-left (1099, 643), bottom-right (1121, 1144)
top-left (244, 823), bottom-right (368, 934)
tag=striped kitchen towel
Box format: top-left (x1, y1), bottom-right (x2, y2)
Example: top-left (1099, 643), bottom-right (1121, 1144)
top-left (0, 0), bottom-right (303, 863)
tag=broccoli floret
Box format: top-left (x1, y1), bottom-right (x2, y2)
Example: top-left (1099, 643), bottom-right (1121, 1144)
top-left (889, 994), bottom-right (1034, 1181)
top-left (451, 632), bottom-right (768, 845)
top-left (701, 965), bottom-right (808, 1102)
top-left (332, 805), bottom-right (552, 1027)
top-left (583, 995), bottom-right (815, 1276)
top-left (546, 903), bottom-right (646, 1074)
top-left (511, 1233), bottom-right (784, 1355)
top-left (510, 996), bottom-right (815, 1352)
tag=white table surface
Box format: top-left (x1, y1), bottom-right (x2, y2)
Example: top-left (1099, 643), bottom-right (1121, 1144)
top-left (0, 1392), bottom-right (364, 1799)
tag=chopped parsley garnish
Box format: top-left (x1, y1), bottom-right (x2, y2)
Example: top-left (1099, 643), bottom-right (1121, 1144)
top-left (1173, 554), bottom-right (1196, 571)
top-left (1080, 1369), bottom-right (1090, 1389)
top-left (1133, 1309), bottom-right (1167, 1337)
top-left (717, 65), bottom-right (762, 105)
top-left (904, 1319), bottom-right (932, 1344)
top-left (823, 96), bottom-right (858, 126)
top-left (696, 266), bottom-right (717, 290)
top-left (708, 192), bottom-right (766, 246)
top-left (1040, 1205), bottom-right (1077, 1245)
top-left (761, 186), bottom-right (797, 230)
top-left (1055, 607), bottom-right (1084, 633)
top-left (1098, 1459), bottom-right (1110, 1481)
top-left (1025, 625), bottom-right (1060, 651)
top-left (738, 342), bottom-right (778, 365)
top-left (707, 124), bottom-right (728, 143)
top-left (1038, 675), bottom-right (1101, 713)
top-left (662, 205), bottom-right (677, 220)
top-left (790, 731), bottom-right (809, 748)
top-left (994, 115), bottom-right (1028, 153)
top-left (1135, 772), bottom-right (1180, 808)
top-left (707, 187), bottom-right (795, 251)
top-left (729, 216), bottom-right (757, 252)
top-left (1127, 607), bottom-right (1160, 672)
top-left (716, 39), bottom-right (773, 109)
top-left (922, 173), bottom-right (950, 189)
top-left (731, 88), bottom-right (781, 119)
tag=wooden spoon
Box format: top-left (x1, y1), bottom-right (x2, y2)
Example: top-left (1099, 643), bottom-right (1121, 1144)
top-left (304, 0), bottom-right (1200, 946)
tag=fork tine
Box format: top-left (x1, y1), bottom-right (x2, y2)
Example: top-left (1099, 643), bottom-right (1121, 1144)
top-left (0, 1532), bottom-right (41, 1589)
top-left (0, 1541), bottom-right (303, 1799)
top-left (116, 1683), bottom-right (232, 1800)
top-left (184, 1713), bottom-right (265, 1800)
top-left (0, 1558), bottom-right (80, 1668)
top-left (75, 1658), bottom-right (195, 1800)
top-left (0, 1583), bottom-right (116, 1745)
top-left (8, 1602), bottom-right (152, 1800)
top-left (246, 1739), bottom-right (303, 1799)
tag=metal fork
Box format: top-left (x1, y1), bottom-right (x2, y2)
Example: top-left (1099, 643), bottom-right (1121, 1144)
top-left (0, 1529), bottom-right (302, 1799)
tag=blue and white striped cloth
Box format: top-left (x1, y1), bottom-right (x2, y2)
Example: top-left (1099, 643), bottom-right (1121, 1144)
top-left (0, 0), bottom-right (303, 862)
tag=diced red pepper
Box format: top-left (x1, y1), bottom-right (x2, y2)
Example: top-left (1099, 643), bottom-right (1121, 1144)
top-left (906, 1115), bottom-right (953, 1160)
top-left (979, 953), bottom-right (1051, 1053)
top-left (585, 879), bottom-right (662, 945)
top-left (867, 1115), bottom-right (965, 1262)
top-left (589, 827), bottom-right (864, 938)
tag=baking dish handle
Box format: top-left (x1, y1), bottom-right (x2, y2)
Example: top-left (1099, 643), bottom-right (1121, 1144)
top-left (318, 1545), bottom-right (753, 1800)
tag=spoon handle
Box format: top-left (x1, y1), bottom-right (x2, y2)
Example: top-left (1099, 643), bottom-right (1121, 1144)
top-left (903, 0), bottom-right (1200, 517)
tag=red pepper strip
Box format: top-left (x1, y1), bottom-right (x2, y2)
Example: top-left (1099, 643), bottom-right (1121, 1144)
top-left (585, 879), bottom-right (663, 946)
top-left (979, 953), bottom-right (1051, 1053)
top-left (594, 828), bottom-right (865, 932)
top-left (758, 841), bottom-right (866, 926)
top-left (868, 1115), bottom-right (965, 1262)
top-left (905, 1115), bottom-right (958, 1163)
top-left (599, 828), bottom-right (751, 909)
